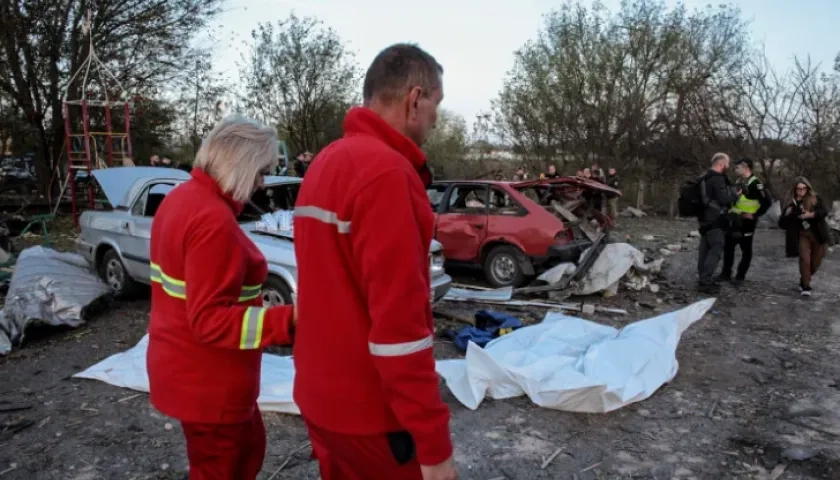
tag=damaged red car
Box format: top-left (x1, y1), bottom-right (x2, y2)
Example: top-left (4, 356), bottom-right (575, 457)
top-left (426, 177), bottom-right (621, 287)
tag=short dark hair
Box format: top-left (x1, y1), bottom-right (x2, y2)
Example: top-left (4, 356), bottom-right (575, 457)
top-left (734, 157), bottom-right (753, 170)
top-left (363, 43), bottom-right (443, 105)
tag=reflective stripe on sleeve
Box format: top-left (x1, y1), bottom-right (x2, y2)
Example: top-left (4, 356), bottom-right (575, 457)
top-left (369, 335), bottom-right (434, 357)
top-left (240, 307), bottom-right (267, 350)
top-left (239, 284), bottom-right (262, 302)
top-left (150, 262), bottom-right (186, 299)
top-left (150, 262), bottom-right (261, 302)
top-left (294, 206), bottom-right (351, 234)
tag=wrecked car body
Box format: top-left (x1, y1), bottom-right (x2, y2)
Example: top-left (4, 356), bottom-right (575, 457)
top-left (77, 167), bottom-right (452, 305)
top-left (426, 178), bottom-right (620, 287)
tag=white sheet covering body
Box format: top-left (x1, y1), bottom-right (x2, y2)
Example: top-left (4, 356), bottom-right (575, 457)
top-left (435, 298), bottom-right (714, 412)
top-left (75, 300), bottom-right (714, 414)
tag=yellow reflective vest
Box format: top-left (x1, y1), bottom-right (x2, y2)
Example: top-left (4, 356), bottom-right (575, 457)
top-left (730, 176), bottom-right (760, 214)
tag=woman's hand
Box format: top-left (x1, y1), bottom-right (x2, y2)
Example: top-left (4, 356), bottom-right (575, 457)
top-left (785, 206), bottom-right (793, 215)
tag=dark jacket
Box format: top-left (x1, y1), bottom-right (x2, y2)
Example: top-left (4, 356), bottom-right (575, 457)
top-left (778, 194), bottom-right (829, 257)
top-left (606, 174), bottom-right (619, 190)
top-left (700, 170), bottom-right (739, 229)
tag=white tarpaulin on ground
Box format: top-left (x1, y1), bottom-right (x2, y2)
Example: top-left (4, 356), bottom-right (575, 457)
top-left (435, 299), bottom-right (715, 413)
top-left (536, 243), bottom-right (664, 295)
top-left (76, 299), bottom-right (714, 415)
top-left (74, 334), bottom-right (300, 415)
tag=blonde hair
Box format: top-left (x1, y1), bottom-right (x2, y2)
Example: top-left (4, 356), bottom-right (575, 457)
top-left (193, 115), bottom-right (279, 203)
top-left (710, 152), bottom-right (729, 166)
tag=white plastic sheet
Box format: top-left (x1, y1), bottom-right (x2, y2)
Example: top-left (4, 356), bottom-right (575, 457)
top-left (76, 300), bottom-right (714, 415)
top-left (435, 298), bottom-right (715, 412)
top-left (74, 334), bottom-right (300, 414)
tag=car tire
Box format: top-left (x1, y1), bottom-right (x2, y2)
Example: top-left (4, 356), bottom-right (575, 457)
top-left (99, 249), bottom-right (139, 298)
top-left (484, 245), bottom-right (527, 288)
top-left (261, 275), bottom-right (294, 307)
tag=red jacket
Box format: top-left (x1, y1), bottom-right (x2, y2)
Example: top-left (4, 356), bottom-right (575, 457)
top-left (293, 107), bottom-right (452, 465)
top-left (148, 168), bottom-right (294, 424)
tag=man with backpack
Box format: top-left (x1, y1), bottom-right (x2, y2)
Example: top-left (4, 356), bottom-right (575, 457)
top-left (720, 157), bottom-right (771, 284)
top-left (679, 153), bottom-right (741, 292)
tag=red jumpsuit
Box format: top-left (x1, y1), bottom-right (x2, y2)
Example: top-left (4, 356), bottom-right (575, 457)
top-left (293, 107), bottom-right (453, 479)
top-left (148, 168), bottom-right (295, 479)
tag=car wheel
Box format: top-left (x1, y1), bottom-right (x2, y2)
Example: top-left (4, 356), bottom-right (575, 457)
top-left (483, 245), bottom-right (527, 288)
top-left (99, 249), bottom-right (139, 298)
top-left (261, 275), bottom-right (294, 307)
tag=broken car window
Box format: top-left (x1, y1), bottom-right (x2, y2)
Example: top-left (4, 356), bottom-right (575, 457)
top-left (238, 183), bottom-right (300, 223)
top-left (488, 188), bottom-right (526, 216)
top-left (426, 185), bottom-right (448, 211)
top-left (446, 185), bottom-right (488, 214)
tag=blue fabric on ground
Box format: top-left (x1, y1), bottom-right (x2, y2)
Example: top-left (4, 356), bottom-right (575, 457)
top-left (447, 310), bottom-right (523, 351)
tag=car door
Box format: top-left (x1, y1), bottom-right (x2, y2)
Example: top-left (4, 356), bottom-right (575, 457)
top-left (120, 182), bottom-right (176, 280)
top-left (434, 184), bottom-right (489, 262)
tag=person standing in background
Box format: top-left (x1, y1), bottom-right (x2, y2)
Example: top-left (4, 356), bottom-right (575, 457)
top-left (606, 167), bottom-right (620, 219)
top-left (696, 153), bottom-right (740, 292)
top-left (778, 177), bottom-right (830, 297)
top-left (720, 158), bottom-right (771, 284)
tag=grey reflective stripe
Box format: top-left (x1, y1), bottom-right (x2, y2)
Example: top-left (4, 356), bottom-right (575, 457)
top-left (295, 206), bottom-right (351, 234)
top-left (160, 279), bottom-right (186, 298)
top-left (240, 307), bottom-right (266, 350)
top-left (369, 335), bottom-right (434, 357)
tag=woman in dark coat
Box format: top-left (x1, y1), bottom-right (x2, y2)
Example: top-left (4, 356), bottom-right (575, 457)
top-left (778, 176), bottom-right (830, 296)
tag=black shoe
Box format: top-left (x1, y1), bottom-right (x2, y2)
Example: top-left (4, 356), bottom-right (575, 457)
top-left (698, 282), bottom-right (720, 294)
top-left (801, 286), bottom-right (812, 297)
top-left (732, 276), bottom-right (745, 286)
top-left (717, 273), bottom-right (732, 282)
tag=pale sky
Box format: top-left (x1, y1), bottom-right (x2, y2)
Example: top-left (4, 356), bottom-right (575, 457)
top-left (209, 0), bottom-right (838, 128)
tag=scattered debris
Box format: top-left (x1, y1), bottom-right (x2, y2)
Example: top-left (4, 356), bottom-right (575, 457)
top-left (0, 246), bottom-right (111, 355)
top-left (621, 206), bottom-right (646, 218)
top-left (781, 446), bottom-right (819, 462)
top-left (540, 446), bottom-right (565, 469)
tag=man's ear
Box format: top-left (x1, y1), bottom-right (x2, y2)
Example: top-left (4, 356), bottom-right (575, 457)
top-left (409, 87), bottom-right (423, 111)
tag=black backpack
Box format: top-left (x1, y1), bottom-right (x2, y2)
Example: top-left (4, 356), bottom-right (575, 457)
top-left (678, 174), bottom-right (709, 218)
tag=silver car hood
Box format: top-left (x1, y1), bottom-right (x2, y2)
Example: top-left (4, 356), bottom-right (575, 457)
top-left (243, 220), bottom-right (445, 254)
top-left (91, 167), bottom-right (191, 208)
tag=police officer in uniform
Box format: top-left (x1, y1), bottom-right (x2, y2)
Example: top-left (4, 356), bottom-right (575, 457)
top-left (720, 157), bottom-right (771, 284)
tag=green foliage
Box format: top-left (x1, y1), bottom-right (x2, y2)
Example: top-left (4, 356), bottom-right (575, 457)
top-left (238, 14), bottom-right (361, 156)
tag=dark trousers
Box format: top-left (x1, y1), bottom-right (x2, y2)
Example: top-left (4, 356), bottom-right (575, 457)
top-left (722, 231), bottom-right (755, 279)
top-left (181, 408), bottom-right (266, 480)
top-left (305, 419), bottom-right (423, 480)
top-left (698, 228), bottom-right (725, 285)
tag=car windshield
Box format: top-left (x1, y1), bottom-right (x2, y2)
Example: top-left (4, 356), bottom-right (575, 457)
top-left (237, 182), bottom-right (301, 223)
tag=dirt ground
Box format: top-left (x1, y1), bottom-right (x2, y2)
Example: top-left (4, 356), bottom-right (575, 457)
top-left (1, 215), bottom-right (839, 479)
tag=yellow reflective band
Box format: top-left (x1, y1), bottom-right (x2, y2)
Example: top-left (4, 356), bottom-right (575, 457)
top-left (150, 263), bottom-right (263, 303)
top-left (239, 284), bottom-right (262, 302)
top-left (240, 307), bottom-right (267, 350)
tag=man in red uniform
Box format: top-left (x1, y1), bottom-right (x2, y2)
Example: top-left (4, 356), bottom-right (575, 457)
top-left (293, 44), bottom-right (457, 480)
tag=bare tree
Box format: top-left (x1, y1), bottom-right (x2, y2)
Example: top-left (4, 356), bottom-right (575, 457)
top-left (0, 0), bottom-right (222, 193)
top-left (715, 50), bottom-right (810, 195)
